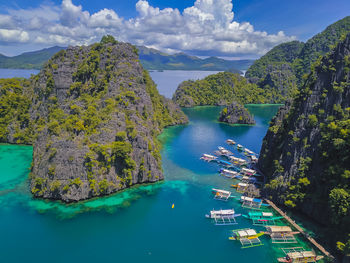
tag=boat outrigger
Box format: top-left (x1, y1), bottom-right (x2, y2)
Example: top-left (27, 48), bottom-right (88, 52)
top-left (240, 196), bottom-right (270, 210)
top-left (242, 211), bottom-right (283, 225)
top-left (264, 226), bottom-right (300, 243)
top-left (226, 139), bottom-right (236, 145)
top-left (200, 154), bottom-right (217, 162)
top-left (205, 209), bottom-right (241, 225)
top-left (229, 228), bottom-right (264, 248)
top-left (277, 247), bottom-right (324, 262)
top-left (219, 169), bottom-right (240, 179)
top-left (212, 188), bottom-right (232, 201)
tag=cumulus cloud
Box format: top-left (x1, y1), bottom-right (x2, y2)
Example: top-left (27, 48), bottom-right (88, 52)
top-left (0, 0), bottom-right (295, 56)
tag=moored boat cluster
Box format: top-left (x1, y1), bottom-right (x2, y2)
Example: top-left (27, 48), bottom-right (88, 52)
top-left (202, 139), bottom-right (324, 262)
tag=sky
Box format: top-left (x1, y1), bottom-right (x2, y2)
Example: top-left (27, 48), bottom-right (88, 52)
top-left (0, 0), bottom-right (349, 58)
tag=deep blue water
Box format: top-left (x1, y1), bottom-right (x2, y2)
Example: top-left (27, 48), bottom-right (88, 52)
top-left (0, 68), bottom-right (39, 78)
top-left (149, 70), bottom-right (220, 98)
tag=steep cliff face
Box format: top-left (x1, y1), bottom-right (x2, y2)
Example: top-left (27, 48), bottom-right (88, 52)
top-left (259, 33), bottom-right (350, 231)
top-left (219, 102), bottom-right (255, 125)
top-left (22, 38), bottom-right (187, 202)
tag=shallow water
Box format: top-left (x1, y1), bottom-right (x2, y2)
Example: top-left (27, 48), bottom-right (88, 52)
top-left (0, 105), bottom-right (325, 263)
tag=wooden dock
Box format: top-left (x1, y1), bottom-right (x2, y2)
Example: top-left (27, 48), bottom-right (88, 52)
top-left (265, 199), bottom-right (334, 260)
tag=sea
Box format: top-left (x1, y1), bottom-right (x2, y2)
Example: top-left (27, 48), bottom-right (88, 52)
top-left (0, 69), bottom-right (323, 262)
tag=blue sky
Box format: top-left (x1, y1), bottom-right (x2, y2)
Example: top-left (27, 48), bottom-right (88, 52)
top-left (0, 0), bottom-right (349, 57)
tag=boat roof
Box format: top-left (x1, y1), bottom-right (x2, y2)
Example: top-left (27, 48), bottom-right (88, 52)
top-left (203, 154), bottom-right (216, 158)
top-left (262, 212), bottom-right (273, 217)
top-left (237, 229), bottom-right (257, 237)
top-left (241, 196), bottom-right (254, 202)
top-left (211, 209), bottom-right (235, 215)
top-left (238, 182), bottom-right (248, 187)
top-left (242, 168), bottom-right (256, 173)
top-left (287, 251), bottom-right (316, 259)
top-left (266, 226), bottom-right (293, 233)
top-left (212, 188), bottom-right (231, 195)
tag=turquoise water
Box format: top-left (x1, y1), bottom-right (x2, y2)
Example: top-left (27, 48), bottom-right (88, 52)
top-left (0, 105), bottom-right (321, 262)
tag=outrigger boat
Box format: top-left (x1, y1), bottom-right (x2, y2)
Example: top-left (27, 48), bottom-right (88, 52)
top-left (264, 226), bottom-right (300, 243)
top-left (216, 146), bottom-right (233, 156)
top-left (212, 188), bottom-right (232, 201)
top-left (229, 228), bottom-right (264, 248)
top-left (229, 156), bottom-right (247, 166)
top-left (226, 139), bottom-right (236, 145)
top-left (240, 196), bottom-right (270, 209)
top-left (220, 168), bottom-right (240, 179)
top-left (200, 154), bottom-right (217, 162)
top-left (241, 175), bottom-right (257, 184)
top-left (249, 155), bottom-right (258, 163)
top-left (205, 209), bottom-right (241, 225)
top-left (277, 247), bottom-right (324, 262)
top-left (241, 168), bottom-right (257, 176)
top-left (237, 144), bottom-right (244, 151)
top-left (235, 182), bottom-right (250, 193)
top-left (244, 148), bottom-right (255, 156)
top-left (242, 211), bottom-right (283, 225)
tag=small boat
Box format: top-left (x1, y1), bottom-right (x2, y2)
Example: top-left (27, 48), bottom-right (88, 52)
top-left (237, 144), bottom-right (244, 150)
top-left (229, 156), bottom-right (247, 166)
top-left (264, 226), bottom-right (300, 243)
top-left (200, 154), bottom-right (217, 161)
top-left (244, 148), bottom-right (255, 155)
top-left (205, 209), bottom-right (241, 225)
top-left (217, 160), bottom-right (233, 167)
top-left (241, 168), bottom-right (256, 176)
top-left (229, 228), bottom-right (264, 248)
top-left (240, 196), bottom-right (270, 209)
top-left (220, 169), bottom-right (239, 178)
top-left (212, 188), bottom-right (232, 201)
top-left (277, 247), bottom-right (324, 262)
top-left (243, 212), bottom-right (283, 225)
top-left (241, 175), bottom-right (257, 183)
top-left (249, 155), bottom-right (258, 163)
top-left (226, 139), bottom-right (236, 145)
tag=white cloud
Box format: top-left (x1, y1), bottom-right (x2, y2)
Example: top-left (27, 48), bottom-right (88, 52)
top-left (0, 0), bottom-right (295, 56)
top-left (0, 29), bottom-right (29, 43)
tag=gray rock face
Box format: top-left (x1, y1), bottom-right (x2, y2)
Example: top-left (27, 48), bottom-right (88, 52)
top-left (219, 102), bottom-right (255, 125)
top-left (258, 33), bottom-right (350, 224)
top-left (28, 41), bottom-right (188, 202)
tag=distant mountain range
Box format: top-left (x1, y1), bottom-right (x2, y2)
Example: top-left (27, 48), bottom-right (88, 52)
top-left (0, 46), bottom-right (65, 69)
top-left (137, 46), bottom-right (254, 72)
top-left (0, 45), bottom-right (254, 72)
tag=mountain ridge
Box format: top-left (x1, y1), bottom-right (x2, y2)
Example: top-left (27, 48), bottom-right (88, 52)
top-left (0, 45), bottom-right (254, 72)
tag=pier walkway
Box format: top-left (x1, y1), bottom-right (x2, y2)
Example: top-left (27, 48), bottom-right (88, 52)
top-left (265, 199), bottom-right (334, 260)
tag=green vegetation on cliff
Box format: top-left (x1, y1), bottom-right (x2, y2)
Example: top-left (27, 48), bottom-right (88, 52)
top-left (246, 16), bottom-right (350, 101)
top-left (0, 78), bottom-right (34, 144)
top-left (172, 72), bottom-right (292, 107)
top-left (259, 33), bottom-right (350, 254)
top-left (0, 35), bottom-right (188, 202)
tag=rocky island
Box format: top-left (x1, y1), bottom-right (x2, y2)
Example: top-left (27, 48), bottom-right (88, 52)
top-left (219, 102), bottom-right (255, 125)
top-left (0, 36), bottom-right (188, 202)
